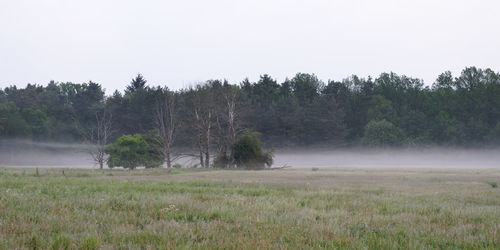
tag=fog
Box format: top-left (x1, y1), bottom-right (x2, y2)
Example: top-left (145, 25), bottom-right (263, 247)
top-left (273, 148), bottom-right (500, 169)
top-left (0, 140), bottom-right (499, 169)
top-left (0, 140), bottom-right (93, 168)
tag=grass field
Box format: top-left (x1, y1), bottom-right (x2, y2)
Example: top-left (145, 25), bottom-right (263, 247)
top-left (0, 167), bottom-right (499, 249)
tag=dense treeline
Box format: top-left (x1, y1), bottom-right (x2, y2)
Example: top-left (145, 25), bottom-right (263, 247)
top-left (1, 67), bottom-right (499, 151)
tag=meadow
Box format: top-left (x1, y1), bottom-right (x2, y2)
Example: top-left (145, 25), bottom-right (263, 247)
top-left (0, 167), bottom-right (499, 249)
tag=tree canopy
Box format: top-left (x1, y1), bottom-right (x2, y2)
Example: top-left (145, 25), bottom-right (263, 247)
top-left (104, 134), bottom-right (163, 169)
top-left (1, 67), bottom-right (499, 152)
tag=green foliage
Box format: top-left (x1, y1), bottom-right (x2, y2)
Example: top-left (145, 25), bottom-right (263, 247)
top-left (487, 122), bottom-right (500, 144)
top-left (362, 119), bottom-right (405, 146)
top-left (141, 132), bottom-right (165, 168)
top-left (400, 110), bottom-right (430, 144)
top-left (290, 73), bottom-right (322, 105)
top-left (126, 73), bottom-right (147, 93)
top-left (0, 103), bottom-right (31, 137)
top-left (0, 81), bottom-right (105, 141)
top-left (432, 111), bottom-right (465, 145)
top-left (231, 131), bottom-right (274, 169)
top-left (21, 108), bottom-right (51, 139)
top-left (1, 67), bottom-right (499, 147)
top-left (367, 95), bottom-right (397, 123)
top-left (104, 134), bottom-right (163, 169)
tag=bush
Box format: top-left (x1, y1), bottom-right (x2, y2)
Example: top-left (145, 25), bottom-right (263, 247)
top-left (141, 132), bottom-right (165, 168)
top-left (104, 134), bottom-right (163, 169)
top-left (362, 119), bottom-right (405, 147)
top-left (231, 131), bottom-right (273, 169)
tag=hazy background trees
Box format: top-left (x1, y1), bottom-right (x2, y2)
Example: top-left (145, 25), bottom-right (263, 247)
top-left (1, 67), bottom-right (499, 157)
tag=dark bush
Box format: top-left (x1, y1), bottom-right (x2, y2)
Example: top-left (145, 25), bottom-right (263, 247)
top-left (231, 131), bottom-right (273, 169)
top-left (104, 134), bottom-right (163, 169)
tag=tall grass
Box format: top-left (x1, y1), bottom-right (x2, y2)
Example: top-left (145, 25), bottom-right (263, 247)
top-left (0, 168), bottom-right (499, 249)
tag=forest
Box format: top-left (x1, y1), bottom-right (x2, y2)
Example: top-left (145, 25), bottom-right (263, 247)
top-left (1, 66), bottom-right (499, 166)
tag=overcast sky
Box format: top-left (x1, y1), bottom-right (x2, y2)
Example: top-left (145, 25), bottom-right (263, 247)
top-left (1, 0), bottom-right (499, 93)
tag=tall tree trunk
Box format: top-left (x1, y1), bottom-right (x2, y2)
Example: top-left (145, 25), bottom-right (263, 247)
top-left (166, 145), bottom-right (172, 168)
top-left (192, 86), bottom-right (214, 168)
top-left (205, 111), bottom-right (211, 167)
top-left (199, 139), bottom-right (204, 167)
top-left (154, 89), bottom-right (176, 168)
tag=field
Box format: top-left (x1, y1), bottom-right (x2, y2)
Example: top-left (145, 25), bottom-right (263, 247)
top-left (0, 167), bottom-right (499, 249)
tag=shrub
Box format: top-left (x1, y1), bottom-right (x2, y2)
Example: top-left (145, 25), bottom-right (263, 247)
top-left (141, 132), bottom-right (165, 168)
top-left (231, 131), bottom-right (273, 169)
top-left (104, 134), bottom-right (163, 169)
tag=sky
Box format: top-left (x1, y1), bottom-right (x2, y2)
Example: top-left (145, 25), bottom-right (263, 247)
top-left (1, 0), bottom-right (499, 93)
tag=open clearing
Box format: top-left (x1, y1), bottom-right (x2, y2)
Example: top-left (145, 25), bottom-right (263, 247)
top-left (0, 168), bottom-right (499, 249)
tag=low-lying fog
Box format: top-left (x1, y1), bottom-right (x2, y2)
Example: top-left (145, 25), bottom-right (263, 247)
top-left (0, 140), bottom-right (93, 168)
top-left (0, 140), bottom-right (499, 169)
top-left (273, 149), bottom-right (500, 169)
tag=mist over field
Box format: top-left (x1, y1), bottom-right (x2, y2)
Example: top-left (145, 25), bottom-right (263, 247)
top-left (273, 148), bottom-right (500, 169)
top-left (1, 139), bottom-right (498, 169)
top-left (0, 140), bottom-right (93, 168)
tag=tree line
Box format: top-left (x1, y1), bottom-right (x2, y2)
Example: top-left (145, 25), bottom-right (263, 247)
top-left (1, 67), bottom-right (499, 167)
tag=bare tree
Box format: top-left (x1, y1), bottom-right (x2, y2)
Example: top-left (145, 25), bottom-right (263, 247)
top-left (194, 106), bottom-right (212, 167)
top-left (89, 110), bottom-right (112, 169)
top-left (187, 84), bottom-right (215, 168)
top-left (154, 88), bottom-right (177, 168)
top-left (213, 83), bottom-right (242, 167)
top-left (185, 82), bottom-right (239, 168)
top-left (223, 84), bottom-right (240, 148)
